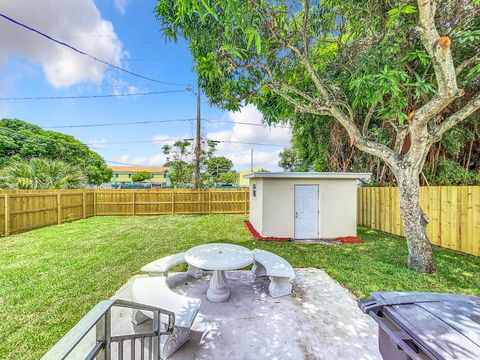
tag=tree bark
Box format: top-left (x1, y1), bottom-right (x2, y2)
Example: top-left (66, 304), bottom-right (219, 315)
top-left (396, 170), bottom-right (435, 273)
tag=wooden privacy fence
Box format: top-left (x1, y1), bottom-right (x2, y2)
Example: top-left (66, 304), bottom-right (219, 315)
top-left (0, 188), bottom-right (249, 236)
top-left (358, 186), bottom-right (480, 256)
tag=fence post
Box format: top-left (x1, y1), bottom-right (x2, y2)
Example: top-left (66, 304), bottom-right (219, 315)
top-left (82, 192), bottom-right (86, 219)
top-left (94, 191), bottom-right (97, 216)
top-left (244, 189), bottom-right (248, 215)
top-left (4, 194), bottom-right (10, 236)
top-left (208, 190), bottom-right (212, 214)
top-left (132, 192), bottom-right (136, 215)
top-left (57, 193), bottom-right (62, 224)
top-left (171, 190), bottom-right (175, 214)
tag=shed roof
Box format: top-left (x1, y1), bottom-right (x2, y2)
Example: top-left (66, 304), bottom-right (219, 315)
top-left (244, 172), bottom-right (371, 180)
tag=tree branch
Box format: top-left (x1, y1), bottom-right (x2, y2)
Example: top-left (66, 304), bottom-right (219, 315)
top-left (302, 0), bottom-right (310, 54)
top-left (456, 51), bottom-right (480, 76)
top-left (267, 84), bottom-right (330, 115)
top-left (413, 0), bottom-right (462, 126)
top-left (262, 63), bottom-right (317, 104)
top-left (362, 98), bottom-right (379, 136)
top-left (329, 107), bottom-right (398, 165)
top-left (265, 14), bottom-right (332, 100)
top-left (393, 126), bottom-right (409, 154)
top-left (264, 4), bottom-right (398, 166)
top-left (430, 92), bottom-right (480, 142)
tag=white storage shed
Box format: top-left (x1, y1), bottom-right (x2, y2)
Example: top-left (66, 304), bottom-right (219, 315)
top-left (245, 172), bottom-right (371, 240)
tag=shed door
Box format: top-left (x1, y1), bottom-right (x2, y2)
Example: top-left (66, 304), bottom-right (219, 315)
top-left (294, 185), bottom-right (319, 239)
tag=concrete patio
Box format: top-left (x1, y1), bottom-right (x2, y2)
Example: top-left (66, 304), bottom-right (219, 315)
top-left (72, 268), bottom-right (381, 359)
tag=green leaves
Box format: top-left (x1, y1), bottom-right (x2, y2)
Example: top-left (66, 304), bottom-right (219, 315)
top-left (254, 32), bottom-right (262, 54)
top-left (454, 29), bottom-right (480, 46)
top-left (402, 50), bottom-right (430, 66)
top-left (406, 73), bottom-right (435, 100)
top-left (386, 4), bottom-right (417, 27)
top-left (200, 0), bottom-right (218, 20)
top-left (245, 28), bottom-right (262, 54)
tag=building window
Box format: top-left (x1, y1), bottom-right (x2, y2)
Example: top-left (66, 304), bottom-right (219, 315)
top-left (128, 174), bottom-right (131, 178)
top-left (252, 183), bottom-right (257, 199)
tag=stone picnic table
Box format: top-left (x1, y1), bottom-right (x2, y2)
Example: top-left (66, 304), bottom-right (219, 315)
top-left (185, 243), bottom-right (254, 302)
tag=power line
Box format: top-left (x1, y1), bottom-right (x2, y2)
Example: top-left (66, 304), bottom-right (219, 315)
top-left (2, 123), bottom-right (287, 148)
top-left (0, 90), bottom-right (186, 101)
top-left (0, 13), bottom-right (188, 87)
top-left (55, 33), bottom-right (160, 39)
top-left (64, 136), bottom-right (285, 147)
top-left (105, 160), bottom-right (164, 167)
top-left (91, 138), bottom-right (193, 145)
top-left (205, 138), bottom-right (288, 147)
top-left (86, 137), bottom-right (285, 148)
top-left (208, 120), bottom-right (291, 129)
top-left (44, 118), bottom-right (290, 129)
top-left (121, 57), bottom-right (184, 62)
top-left (47, 118), bottom-right (198, 129)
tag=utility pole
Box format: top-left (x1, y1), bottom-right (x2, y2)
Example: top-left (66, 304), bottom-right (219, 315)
top-left (194, 79), bottom-right (201, 188)
top-left (250, 149), bottom-right (254, 172)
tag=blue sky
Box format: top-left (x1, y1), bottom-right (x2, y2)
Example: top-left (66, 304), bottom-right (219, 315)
top-left (0, 0), bottom-right (291, 170)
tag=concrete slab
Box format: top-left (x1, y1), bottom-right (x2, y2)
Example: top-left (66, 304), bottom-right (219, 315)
top-left (70, 269), bottom-right (381, 359)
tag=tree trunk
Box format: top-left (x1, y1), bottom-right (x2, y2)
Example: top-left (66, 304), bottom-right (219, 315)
top-left (397, 171), bottom-right (435, 273)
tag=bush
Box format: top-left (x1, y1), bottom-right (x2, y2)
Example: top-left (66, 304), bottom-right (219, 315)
top-left (131, 171), bottom-right (152, 182)
top-left (428, 159), bottom-right (480, 186)
top-left (0, 158), bottom-right (86, 189)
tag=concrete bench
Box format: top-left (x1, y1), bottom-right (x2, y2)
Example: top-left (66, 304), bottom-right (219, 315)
top-left (141, 252), bottom-right (203, 279)
top-left (252, 249), bottom-right (295, 298)
top-left (131, 277), bottom-right (201, 359)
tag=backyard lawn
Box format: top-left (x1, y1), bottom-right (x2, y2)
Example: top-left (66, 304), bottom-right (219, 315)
top-left (1, 215), bottom-right (480, 359)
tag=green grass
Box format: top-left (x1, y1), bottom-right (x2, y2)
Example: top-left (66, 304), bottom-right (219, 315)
top-left (1, 215), bottom-right (479, 359)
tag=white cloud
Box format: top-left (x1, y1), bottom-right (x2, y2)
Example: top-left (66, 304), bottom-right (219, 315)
top-left (113, 153), bottom-right (168, 167)
top-left (114, 0), bottom-right (131, 15)
top-left (147, 154), bottom-right (168, 166)
top-left (131, 156), bottom-right (147, 164)
top-left (108, 78), bottom-right (139, 96)
top-left (206, 105), bottom-right (291, 170)
top-left (226, 150), bottom-right (282, 168)
top-left (117, 154), bottom-right (131, 164)
top-left (152, 134), bottom-right (188, 145)
top-left (0, 1), bottom-right (124, 88)
top-left (87, 138), bottom-right (108, 149)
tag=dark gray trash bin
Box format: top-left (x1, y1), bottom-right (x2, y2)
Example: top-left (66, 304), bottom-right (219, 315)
top-left (359, 292), bottom-right (480, 360)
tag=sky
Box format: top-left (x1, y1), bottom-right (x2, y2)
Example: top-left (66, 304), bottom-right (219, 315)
top-left (0, 0), bottom-right (291, 171)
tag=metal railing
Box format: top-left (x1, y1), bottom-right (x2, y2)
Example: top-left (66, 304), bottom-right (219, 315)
top-left (41, 299), bottom-right (175, 360)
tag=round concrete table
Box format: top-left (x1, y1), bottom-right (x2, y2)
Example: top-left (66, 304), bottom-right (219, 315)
top-left (185, 243), bottom-right (254, 302)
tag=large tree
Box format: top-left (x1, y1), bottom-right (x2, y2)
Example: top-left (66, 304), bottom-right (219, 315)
top-left (156, 0), bottom-right (480, 273)
top-left (163, 140), bottom-right (195, 187)
top-left (0, 119), bottom-right (112, 185)
top-left (206, 156), bottom-right (234, 183)
top-left (278, 147), bottom-right (309, 172)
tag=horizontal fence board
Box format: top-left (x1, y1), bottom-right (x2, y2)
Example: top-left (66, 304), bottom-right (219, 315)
top-left (0, 188), bottom-right (249, 236)
top-left (358, 186), bottom-right (480, 257)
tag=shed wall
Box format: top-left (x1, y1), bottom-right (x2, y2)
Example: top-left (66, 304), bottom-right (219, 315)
top-left (257, 178), bottom-right (357, 239)
top-left (249, 178), bottom-right (263, 234)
